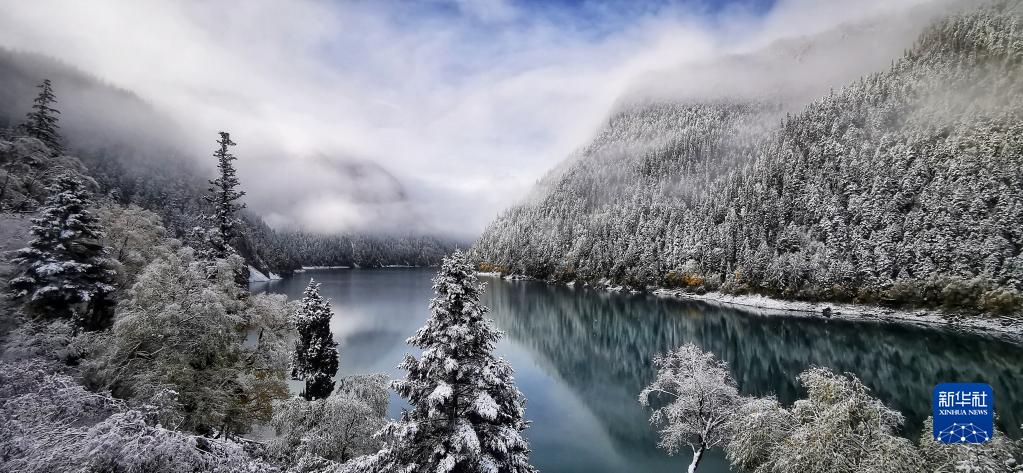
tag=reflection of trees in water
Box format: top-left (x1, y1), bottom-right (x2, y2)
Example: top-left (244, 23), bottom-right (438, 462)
top-left (484, 279), bottom-right (1023, 452)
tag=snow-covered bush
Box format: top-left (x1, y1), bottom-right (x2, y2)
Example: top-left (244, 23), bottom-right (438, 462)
top-left (639, 343), bottom-right (741, 473)
top-left (726, 367), bottom-right (926, 473)
top-left (917, 416), bottom-right (1022, 472)
top-left (725, 397), bottom-right (794, 472)
top-left (269, 373), bottom-right (389, 471)
top-left (940, 278), bottom-right (989, 311)
top-left (0, 319), bottom-right (78, 365)
top-left (980, 288), bottom-right (1023, 316)
top-left (0, 360), bottom-right (280, 473)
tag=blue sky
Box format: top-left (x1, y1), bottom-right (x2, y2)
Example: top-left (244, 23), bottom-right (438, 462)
top-left (393, 0), bottom-right (778, 40)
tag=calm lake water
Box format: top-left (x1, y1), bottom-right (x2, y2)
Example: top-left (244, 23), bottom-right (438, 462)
top-left (253, 268), bottom-right (1023, 473)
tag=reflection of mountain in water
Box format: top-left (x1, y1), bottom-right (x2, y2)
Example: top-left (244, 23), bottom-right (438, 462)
top-left (483, 277), bottom-right (1023, 452)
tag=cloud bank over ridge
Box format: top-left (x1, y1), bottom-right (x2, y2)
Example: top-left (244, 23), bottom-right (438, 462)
top-left (0, 0), bottom-right (948, 238)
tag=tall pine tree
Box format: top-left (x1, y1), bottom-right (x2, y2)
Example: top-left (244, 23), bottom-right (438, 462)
top-left (22, 79), bottom-right (62, 155)
top-left (292, 279), bottom-right (340, 400)
top-left (9, 173), bottom-right (116, 331)
top-left (369, 250), bottom-right (536, 473)
top-left (203, 131), bottom-right (246, 259)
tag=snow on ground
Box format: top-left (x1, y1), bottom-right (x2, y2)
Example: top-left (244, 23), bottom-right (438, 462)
top-left (0, 212), bottom-right (34, 336)
top-left (649, 288), bottom-right (1023, 343)
top-left (0, 213), bottom-right (32, 255)
top-left (248, 266), bottom-right (283, 282)
top-left (248, 265), bottom-right (271, 283)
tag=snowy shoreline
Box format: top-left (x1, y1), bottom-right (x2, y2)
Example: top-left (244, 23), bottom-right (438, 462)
top-left (298, 265), bottom-right (430, 272)
top-left (649, 288), bottom-right (1023, 343)
top-left (476, 272), bottom-right (1023, 343)
top-left (299, 265), bottom-right (352, 271)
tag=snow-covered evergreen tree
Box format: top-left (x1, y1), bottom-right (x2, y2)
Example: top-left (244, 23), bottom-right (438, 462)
top-left (292, 279), bottom-right (339, 401)
top-left (639, 343), bottom-right (741, 473)
top-left (203, 131), bottom-right (245, 260)
top-left (21, 79), bottom-right (62, 154)
top-left (367, 250), bottom-right (536, 473)
top-left (9, 173), bottom-right (116, 331)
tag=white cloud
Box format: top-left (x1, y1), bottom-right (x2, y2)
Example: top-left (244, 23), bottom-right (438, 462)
top-left (0, 0), bottom-right (952, 239)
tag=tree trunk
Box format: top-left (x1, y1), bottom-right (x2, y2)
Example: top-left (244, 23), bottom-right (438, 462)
top-left (688, 444), bottom-right (705, 473)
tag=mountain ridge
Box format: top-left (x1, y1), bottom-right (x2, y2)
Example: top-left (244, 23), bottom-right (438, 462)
top-left (473, 0), bottom-right (1023, 316)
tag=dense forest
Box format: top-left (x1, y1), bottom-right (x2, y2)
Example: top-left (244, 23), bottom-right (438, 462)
top-left (474, 0), bottom-right (1023, 315)
top-left (0, 50), bottom-right (459, 273)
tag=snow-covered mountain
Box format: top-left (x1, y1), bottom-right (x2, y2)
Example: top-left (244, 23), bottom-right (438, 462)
top-left (474, 0), bottom-right (1023, 314)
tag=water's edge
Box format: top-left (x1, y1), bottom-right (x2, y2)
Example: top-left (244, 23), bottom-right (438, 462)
top-left (477, 273), bottom-right (1023, 344)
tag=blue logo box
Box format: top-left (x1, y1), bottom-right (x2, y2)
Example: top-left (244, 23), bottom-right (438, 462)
top-left (933, 383), bottom-right (994, 444)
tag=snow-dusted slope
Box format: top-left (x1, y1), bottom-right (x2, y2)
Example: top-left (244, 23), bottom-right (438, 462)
top-left (474, 1), bottom-right (1023, 315)
top-left (247, 265), bottom-right (282, 282)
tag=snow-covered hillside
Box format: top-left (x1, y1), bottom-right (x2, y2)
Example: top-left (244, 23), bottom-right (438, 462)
top-left (474, 0), bottom-right (1023, 316)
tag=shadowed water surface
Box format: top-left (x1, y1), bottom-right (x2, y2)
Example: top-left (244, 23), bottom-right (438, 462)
top-left (254, 268), bottom-right (1023, 473)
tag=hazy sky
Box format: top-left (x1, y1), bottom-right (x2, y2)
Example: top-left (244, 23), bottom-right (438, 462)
top-left (0, 0), bottom-right (936, 239)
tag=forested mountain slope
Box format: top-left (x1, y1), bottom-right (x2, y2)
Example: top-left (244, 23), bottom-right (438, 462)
top-left (474, 1), bottom-right (1023, 314)
top-left (0, 50), bottom-right (458, 272)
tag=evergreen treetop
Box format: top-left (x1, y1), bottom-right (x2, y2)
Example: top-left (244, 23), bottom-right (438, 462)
top-left (22, 79), bottom-right (62, 155)
top-left (203, 131), bottom-right (245, 259)
top-left (9, 173), bottom-right (116, 330)
top-left (292, 279), bottom-right (340, 401)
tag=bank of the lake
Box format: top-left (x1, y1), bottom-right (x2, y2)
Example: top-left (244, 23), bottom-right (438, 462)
top-left (254, 267), bottom-right (1023, 473)
top-left (484, 272), bottom-right (1023, 343)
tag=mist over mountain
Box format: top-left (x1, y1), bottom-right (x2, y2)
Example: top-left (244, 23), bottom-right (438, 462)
top-left (474, 0), bottom-right (1023, 314)
top-left (0, 48), bottom-right (444, 239)
top-left (0, 50), bottom-right (461, 271)
top-left (619, 0), bottom-right (964, 107)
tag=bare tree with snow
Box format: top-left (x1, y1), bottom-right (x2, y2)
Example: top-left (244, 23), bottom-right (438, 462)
top-left (366, 249), bottom-right (536, 473)
top-left (639, 343), bottom-right (740, 473)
